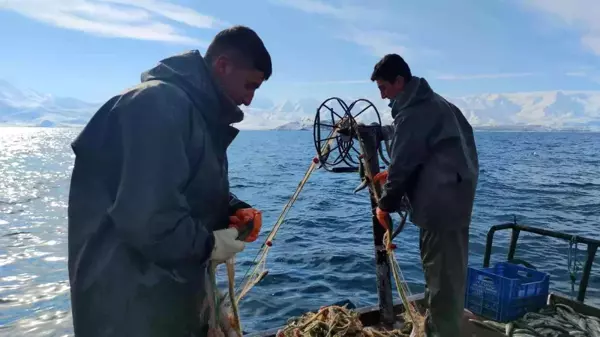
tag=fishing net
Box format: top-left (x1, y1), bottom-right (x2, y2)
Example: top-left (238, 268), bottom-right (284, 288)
top-left (200, 261), bottom-right (240, 337)
top-left (276, 305), bottom-right (414, 337)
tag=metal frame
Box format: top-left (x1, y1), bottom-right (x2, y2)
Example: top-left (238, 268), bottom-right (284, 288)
top-left (312, 97), bottom-right (388, 172)
top-left (483, 218), bottom-right (600, 303)
top-left (358, 124), bottom-right (395, 327)
top-left (311, 97), bottom-right (396, 326)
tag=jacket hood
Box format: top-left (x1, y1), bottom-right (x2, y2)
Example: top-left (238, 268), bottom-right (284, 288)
top-left (140, 50), bottom-right (244, 126)
top-left (389, 76), bottom-right (434, 119)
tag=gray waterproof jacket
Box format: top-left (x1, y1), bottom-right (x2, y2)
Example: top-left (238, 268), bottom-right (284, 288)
top-left (67, 50), bottom-right (251, 337)
top-left (378, 76), bottom-right (479, 230)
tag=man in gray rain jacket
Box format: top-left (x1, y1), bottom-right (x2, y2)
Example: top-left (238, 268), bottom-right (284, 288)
top-left (369, 54), bottom-right (479, 337)
top-left (67, 26), bottom-right (272, 337)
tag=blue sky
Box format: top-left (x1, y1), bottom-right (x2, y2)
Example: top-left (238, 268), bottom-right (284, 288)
top-left (1, 0), bottom-right (599, 105)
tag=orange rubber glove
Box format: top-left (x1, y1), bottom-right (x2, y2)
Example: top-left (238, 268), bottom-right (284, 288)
top-left (373, 170), bottom-right (388, 185)
top-left (229, 208), bottom-right (262, 242)
top-left (229, 216), bottom-right (243, 226)
top-left (376, 207), bottom-right (390, 231)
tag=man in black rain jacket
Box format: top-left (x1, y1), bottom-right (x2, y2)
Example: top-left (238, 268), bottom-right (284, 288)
top-left (67, 26), bottom-right (272, 337)
top-left (369, 54), bottom-right (479, 337)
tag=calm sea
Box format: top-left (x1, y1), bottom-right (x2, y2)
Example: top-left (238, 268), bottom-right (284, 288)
top-left (0, 127), bottom-right (598, 336)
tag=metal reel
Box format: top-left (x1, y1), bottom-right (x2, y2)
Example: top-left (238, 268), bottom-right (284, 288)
top-left (313, 97), bottom-right (390, 171)
top-left (345, 98), bottom-right (391, 166)
top-left (312, 97), bottom-right (351, 170)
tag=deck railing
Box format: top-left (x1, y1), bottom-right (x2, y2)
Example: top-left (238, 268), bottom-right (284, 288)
top-left (483, 219), bottom-right (600, 303)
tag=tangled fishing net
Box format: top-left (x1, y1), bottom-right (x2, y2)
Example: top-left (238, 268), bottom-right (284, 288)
top-left (200, 262), bottom-right (241, 337)
top-left (275, 305), bottom-right (417, 337)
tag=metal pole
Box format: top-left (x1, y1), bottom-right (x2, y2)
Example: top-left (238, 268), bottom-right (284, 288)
top-left (359, 127), bottom-right (395, 327)
top-left (578, 244), bottom-right (598, 303)
top-left (507, 228), bottom-right (521, 261)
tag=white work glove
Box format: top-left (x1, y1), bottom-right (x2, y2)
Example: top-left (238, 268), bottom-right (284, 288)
top-left (211, 228), bottom-right (245, 263)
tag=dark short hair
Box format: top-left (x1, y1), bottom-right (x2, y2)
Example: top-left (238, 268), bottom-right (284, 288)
top-left (205, 25), bottom-right (272, 80)
top-left (370, 54), bottom-right (411, 83)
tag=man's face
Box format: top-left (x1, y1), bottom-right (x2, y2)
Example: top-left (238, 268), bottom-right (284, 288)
top-left (213, 55), bottom-right (265, 106)
top-left (375, 76), bottom-right (404, 100)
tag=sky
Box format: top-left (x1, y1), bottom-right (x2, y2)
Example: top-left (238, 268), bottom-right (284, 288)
top-left (1, 0), bottom-right (600, 105)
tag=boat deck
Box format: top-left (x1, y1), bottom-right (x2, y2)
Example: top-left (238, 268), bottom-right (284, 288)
top-left (461, 311), bottom-right (506, 337)
top-left (244, 293), bottom-right (600, 337)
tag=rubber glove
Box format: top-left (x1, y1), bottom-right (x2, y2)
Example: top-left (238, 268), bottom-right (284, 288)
top-left (234, 208), bottom-right (255, 223)
top-left (211, 228), bottom-right (245, 263)
top-left (376, 207), bottom-right (391, 231)
top-left (373, 170), bottom-right (388, 185)
top-left (229, 208), bottom-right (262, 242)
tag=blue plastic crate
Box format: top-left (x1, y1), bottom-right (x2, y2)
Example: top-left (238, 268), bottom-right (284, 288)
top-left (464, 262), bottom-right (550, 322)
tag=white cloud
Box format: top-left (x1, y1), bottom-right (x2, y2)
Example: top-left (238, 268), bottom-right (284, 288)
top-left (566, 71), bottom-right (587, 77)
top-left (290, 79), bottom-right (370, 85)
top-left (269, 0), bottom-right (405, 57)
top-left (268, 0), bottom-right (387, 21)
top-left (335, 28), bottom-right (408, 58)
top-left (566, 71), bottom-right (600, 84)
top-left (435, 73), bottom-right (536, 80)
top-left (290, 72), bottom-right (538, 86)
top-left (522, 0), bottom-right (600, 55)
top-left (99, 0), bottom-right (226, 29)
top-left (0, 0), bottom-right (224, 45)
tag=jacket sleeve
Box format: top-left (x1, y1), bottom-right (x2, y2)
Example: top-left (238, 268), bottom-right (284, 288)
top-left (380, 125), bottom-right (395, 141)
top-left (378, 110), bottom-right (433, 212)
top-left (106, 85), bottom-right (214, 267)
top-left (229, 193), bottom-right (252, 214)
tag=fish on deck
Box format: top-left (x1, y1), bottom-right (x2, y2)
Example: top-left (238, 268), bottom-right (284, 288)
top-left (465, 298), bottom-right (600, 337)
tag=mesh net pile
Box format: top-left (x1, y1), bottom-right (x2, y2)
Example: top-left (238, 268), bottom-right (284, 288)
top-left (275, 305), bottom-right (417, 337)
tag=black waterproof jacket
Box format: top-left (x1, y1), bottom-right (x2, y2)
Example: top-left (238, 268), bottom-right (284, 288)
top-left (67, 50), bottom-right (250, 337)
top-left (378, 76), bottom-right (479, 230)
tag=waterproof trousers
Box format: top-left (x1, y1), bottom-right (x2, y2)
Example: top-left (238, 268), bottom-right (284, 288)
top-left (419, 226), bottom-right (469, 337)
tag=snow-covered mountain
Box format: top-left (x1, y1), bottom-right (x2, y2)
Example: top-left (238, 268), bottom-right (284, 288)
top-left (242, 91), bottom-right (600, 131)
top-left (2, 79), bottom-right (600, 131)
top-left (239, 97), bottom-right (395, 130)
top-left (451, 91), bottom-right (600, 131)
top-left (274, 116), bottom-right (314, 130)
top-left (239, 91), bottom-right (600, 131)
top-left (0, 79), bottom-right (100, 127)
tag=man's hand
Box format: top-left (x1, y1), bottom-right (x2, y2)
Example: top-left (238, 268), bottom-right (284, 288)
top-left (229, 208), bottom-right (262, 242)
top-left (336, 122), bottom-right (367, 138)
top-left (211, 228), bottom-right (245, 263)
top-left (376, 207), bottom-right (391, 231)
top-left (336, 127), bottom-right (353, 137)
top-left (338, 123), bottom-right (387, 141)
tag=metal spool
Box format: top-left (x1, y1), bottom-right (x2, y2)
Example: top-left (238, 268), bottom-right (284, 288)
top-left (313, 97), bottom-right (390, 171)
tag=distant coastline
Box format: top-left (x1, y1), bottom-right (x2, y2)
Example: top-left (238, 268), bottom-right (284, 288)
top-left (1, 123), bottom-right (597, 133)
top-left (3, 78), bottom-right (600, 133)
